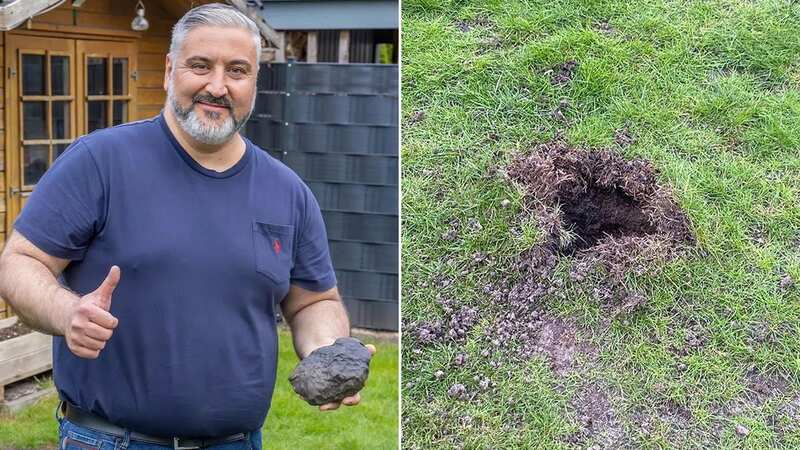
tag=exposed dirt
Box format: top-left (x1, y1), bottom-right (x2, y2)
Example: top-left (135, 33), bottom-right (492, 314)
top-left (507, 140), bottom-right (694, 282)
top-left (454, 16), bottom-right (493, 33)
top-left (560, 183), bottom-right (656, 254)
top-left (566, 382), bottom-right (626, 449)
top-left (743, 368), bottom-right (790, 406)
top-left (406, 296), bottom-right (480, 346)
top-left (779, 273), bottom-right (794, 290)
top-left (0, 322), bottom-right (33, 342)
top-left (483, 284), bottom-right (597, 375)
top-left (552, 99), bottom-right (570, 124)
top-left (614, 124), bottom-right (635, 148)
top-left (3, 370), bottom-right (52, 402)
top-left (595, 21), bottom-right (615, 35)
top-left (550, 61), bottom-right (579, 86)
top-left (472, 140), bottom-right (694, 378)
top-left (404, 140), bottom-right (701, 447)
top-left (407, 110), bottom-right (426, 125)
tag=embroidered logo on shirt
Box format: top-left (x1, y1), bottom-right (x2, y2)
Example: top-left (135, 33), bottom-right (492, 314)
top-left (273, 239), bottom-right (282, 254)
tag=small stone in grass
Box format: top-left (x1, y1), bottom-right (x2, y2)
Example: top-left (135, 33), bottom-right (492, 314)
top-left (467, 218), bottom-right (483, 232)
top-left (779, 274), bottom-right (794, 290)
top-left (454, 353), bottom-right (467, 366)
top-left (408, 110), bottom-right (426, 124)
top-left (501, 199), bottom-right (511, 208)
top-left (442, 229), bottom-right (458, 241)
top-left (735, 424), bottom-right (750, 437)
top-left (448, 383), bottom-right (467, 400)
top-left (434, 370), bottom-right (445, 380)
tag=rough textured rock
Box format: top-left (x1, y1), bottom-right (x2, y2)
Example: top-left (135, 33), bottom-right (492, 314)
top-left (289, 337), bottom-right (372, 406)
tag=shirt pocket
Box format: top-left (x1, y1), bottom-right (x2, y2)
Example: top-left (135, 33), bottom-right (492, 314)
top-left (253, 220), bottom-right (294, 284)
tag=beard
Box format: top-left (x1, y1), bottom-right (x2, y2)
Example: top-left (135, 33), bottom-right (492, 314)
top-left (166, 78), bottom-right (255, 146)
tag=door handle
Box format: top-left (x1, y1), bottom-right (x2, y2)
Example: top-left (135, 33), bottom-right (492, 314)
top-left (9, 187), bottom-right (30, 197)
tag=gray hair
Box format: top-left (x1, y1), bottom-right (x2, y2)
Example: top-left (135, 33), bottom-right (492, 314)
top-left (170, 3), bottom-right (262, 65)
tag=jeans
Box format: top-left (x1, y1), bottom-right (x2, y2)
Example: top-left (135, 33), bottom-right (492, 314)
top-left (56, 403), bottom-right (263, 450)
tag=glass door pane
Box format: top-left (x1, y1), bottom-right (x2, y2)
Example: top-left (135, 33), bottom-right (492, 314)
top-left (23, 102), bottom-right (48, 139)
top-left (87, 57), bottom-right (108, 95)
top-left (51, 55), bottom-right (70, 95)
top-left (113, 100), bottom-right (128, 125)
top-left (113, 58), bottom-right (128, 95)
top-left (52, 101), bottom-right (70, 139)
top-left (23, 145), bottom-right (50, 185)
top-left (22, 54), bottom-right (46, 95)
top-left (88, 101), bottom-right (107, 132)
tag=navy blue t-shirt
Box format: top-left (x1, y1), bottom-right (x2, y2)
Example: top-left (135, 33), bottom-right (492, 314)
top-left (13, 114), bottom-right (336, 437)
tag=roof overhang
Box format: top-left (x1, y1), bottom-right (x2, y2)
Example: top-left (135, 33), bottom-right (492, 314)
top-left (0, 0), bottom-right (66, 31)
top-left (257, 1), bottom-right (398, 30)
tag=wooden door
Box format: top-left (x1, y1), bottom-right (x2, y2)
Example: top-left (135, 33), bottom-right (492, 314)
top-left (4, 37), bottom-right (137, 237)
top-left (75, 40), bottom-right (137, 136)
top-left (4, 35), bottom-right (78, 224)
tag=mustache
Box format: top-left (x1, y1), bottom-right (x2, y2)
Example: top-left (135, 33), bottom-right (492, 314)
top-left (193, 93), bottom-right (232, 108)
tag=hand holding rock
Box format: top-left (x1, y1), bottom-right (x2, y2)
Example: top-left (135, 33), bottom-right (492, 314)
top-left (289, 337), bottom-right (375, 409)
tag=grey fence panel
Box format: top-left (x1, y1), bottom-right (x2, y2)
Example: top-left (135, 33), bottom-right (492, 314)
top-left (322, 211), bottom-right (397, 244)
top-left (307, 182), bottom-right (398, 215)
top-left (343, 298), bottom-right (397, 331)
top-left (247, 62), bottom-right (398, 331)
top-left (281, 152), bottom-right (397, 186)
top-left (328, 241), bottom-right (397, 273)
top-left (258, 63), bottom-right (399, 95)
top-left (245, 120), bottom-right (398, 155)
top-left (256, 93), bottom-right (398, 126)
top-left (336, 270), bottom-right (398, 301)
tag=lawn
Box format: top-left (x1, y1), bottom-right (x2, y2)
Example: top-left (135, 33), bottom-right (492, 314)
top-left (402, 0), bottom-right (800, 449)
top-left (0, 328), bottom-right (398, 450)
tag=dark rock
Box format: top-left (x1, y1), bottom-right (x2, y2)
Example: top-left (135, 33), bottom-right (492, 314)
top-left (289, 337), bottom-right (372, 406)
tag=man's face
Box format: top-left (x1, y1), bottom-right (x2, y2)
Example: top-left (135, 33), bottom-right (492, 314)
top-left (165, 25), bottom-right (258, 145)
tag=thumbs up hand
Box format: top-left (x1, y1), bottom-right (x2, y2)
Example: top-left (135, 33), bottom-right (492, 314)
top-left (64, 265), bottom-right (120, 359)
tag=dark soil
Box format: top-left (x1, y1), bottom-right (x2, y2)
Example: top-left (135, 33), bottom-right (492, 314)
top-left (0, 322), bottom-right (33, 342)
top-left (3, 370), bottom-right (52, 402)
top-left (614, 125), bottom-right (635, 148)
top-left (551, 61), bottom-right (579, 86)
top-left (743, 369), bottom-right (790, 406)
top-left (405, 296), bottom-right (480, 347)
top-left (507, 140), bottom-right (694, 281)
top-left (470, 140), bottom-right (694, 372)
top-left (408, 110), bottom-right (426, 125)
top-left (595, 21), bottom-right (615, 35)
top-left (559, 184), bottom-right (656, 254)
top-left (454, 16), bottom-right (493, 33)
top-left (404, 140), bottom-right (699, 447)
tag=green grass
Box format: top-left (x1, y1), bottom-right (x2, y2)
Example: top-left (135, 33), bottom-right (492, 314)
top-left (402, 0), bottom-right (800, 449)
top-left (0, 328), bottom-right (398, 449)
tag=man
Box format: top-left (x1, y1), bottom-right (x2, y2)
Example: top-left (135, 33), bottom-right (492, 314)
top-left (0, 4), bottom-right (373, 449)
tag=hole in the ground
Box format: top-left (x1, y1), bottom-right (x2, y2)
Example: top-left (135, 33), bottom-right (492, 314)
top-left (558, 184), bottom-right (656, 254)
